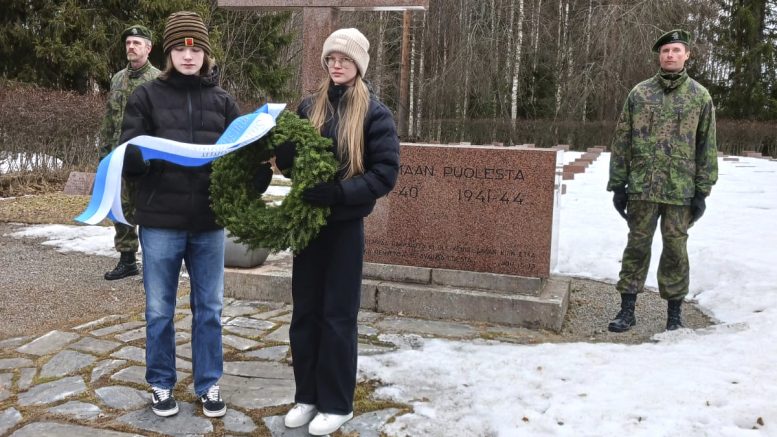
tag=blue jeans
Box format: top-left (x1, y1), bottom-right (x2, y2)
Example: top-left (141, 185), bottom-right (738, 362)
top-left (139, 226), bottom-right (225, 396)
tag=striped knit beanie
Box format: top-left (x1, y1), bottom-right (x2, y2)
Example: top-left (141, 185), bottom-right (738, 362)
top-left (321, 28), bottom-right (370, 77)
top-left (163, 11), bottom-right (211, 55)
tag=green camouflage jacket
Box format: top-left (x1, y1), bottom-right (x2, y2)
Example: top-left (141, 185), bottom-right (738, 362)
top-left (98, 61), bottom-right (160, 159)
top-left (607, 69), bottom-right (718, 205)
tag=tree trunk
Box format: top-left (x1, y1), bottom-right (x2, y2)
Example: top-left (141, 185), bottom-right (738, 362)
top-left (582, 0), bottom-right (593, 122)
top-left (510, 0), bottom-right (525, 120)
top-left (554, 0), bottom-right (569, 119)
top-left (409, 13), bottom-right (417, 139)
top-left (529, 0), bottom-right (543, 108)
top-left (398, 10), bottom-right (412, 139)
top-left (460, 1), bottom-right (471, 141)
top-left (415, 11), bottom-right (427, 138)
top-left (375, 11), bottom-right (387, 99)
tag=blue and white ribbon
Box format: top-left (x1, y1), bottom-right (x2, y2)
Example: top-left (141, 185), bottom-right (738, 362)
top-left (75, 103), bottom-right (286, 225)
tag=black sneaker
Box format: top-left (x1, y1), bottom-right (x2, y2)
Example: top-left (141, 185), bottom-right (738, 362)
top-left (200, 384), bottom-right (226, 417)
top-left (151, 386), bottom-right (179, 417)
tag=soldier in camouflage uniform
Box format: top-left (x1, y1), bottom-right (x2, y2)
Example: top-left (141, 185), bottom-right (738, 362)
top-left (99, 25), bottom-right (161, 280)
top-left (606, 29), bottom-right (718, 332)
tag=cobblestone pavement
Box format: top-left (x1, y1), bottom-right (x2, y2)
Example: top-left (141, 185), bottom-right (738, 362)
top-left (1, 294), bottom-right (541, 436)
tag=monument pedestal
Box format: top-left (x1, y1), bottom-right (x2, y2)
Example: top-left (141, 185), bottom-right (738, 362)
top-left (225, 142), bottom-right (570, 332)
top-left (224, 255), bottom-right (570, 332)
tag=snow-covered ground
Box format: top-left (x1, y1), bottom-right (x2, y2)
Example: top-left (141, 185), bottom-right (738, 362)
top-left (0, 152), bottom-right (62, 174)
top-left (7, 153), bottom-right (777, 436)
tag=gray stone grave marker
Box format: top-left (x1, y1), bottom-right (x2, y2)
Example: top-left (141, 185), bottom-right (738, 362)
top-left (63, 171), bottom-right (96, 195)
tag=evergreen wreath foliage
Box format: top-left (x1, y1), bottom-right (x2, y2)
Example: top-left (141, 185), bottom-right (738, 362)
top-left (210, 110), bottom-right (338, 253)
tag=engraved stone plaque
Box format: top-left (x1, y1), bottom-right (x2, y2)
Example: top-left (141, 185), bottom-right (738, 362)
top-left (365, 144), bottom-right (562, 278)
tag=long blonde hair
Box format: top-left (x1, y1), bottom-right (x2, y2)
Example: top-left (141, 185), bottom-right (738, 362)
top-left (308, 76), bottom-right (370, 179)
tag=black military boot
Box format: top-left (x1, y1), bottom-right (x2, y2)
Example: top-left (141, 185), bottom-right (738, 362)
top-left (104, 252), bottom-right (139, 280)
top-left (666, 299), bottom-right (684, 331)
top-left (608, 293), bottom-right (637, 333)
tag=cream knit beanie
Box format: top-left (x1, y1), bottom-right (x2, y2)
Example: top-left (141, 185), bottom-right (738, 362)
top-left (321, 28), bottom-right (370, 77)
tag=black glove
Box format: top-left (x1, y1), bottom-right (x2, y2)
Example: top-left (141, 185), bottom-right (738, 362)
top-left (690, 192), bottom-right (707, 224)
top-left (252, 162), bottom-right (273, 193)
top-left (302, 182), bottom-right (343, 206)
top-left (123, 144), bottom-right (148, 177)
top-left (99, 144), bottom-right (112, 161)
top-left (612, 186), bottom-right (628, 220)
top-left (274, 140), bottom-right (297, 171)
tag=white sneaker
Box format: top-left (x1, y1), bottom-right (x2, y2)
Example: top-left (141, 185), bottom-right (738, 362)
top-left (308, 411), bottom-right (354, 435)
top-left (284, 403), bottom-right (317, 428)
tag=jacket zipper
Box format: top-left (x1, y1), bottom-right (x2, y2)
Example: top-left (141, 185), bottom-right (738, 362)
top-left (187, 89), bottom-right (194, 142)
top-left (649, 111), bottom-right (654, 134)
top-left (146, 189), bottom-right (157, 206)
top-left (647, 109), bottom-right (657, 196)
top-left (187, 89), bottom-right (196, 228)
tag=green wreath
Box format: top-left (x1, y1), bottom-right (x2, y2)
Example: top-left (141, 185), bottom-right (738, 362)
top-left (210, 110), bottom-right (338, 254)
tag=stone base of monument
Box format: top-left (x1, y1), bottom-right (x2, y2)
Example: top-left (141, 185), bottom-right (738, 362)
top-left (224, 255), bottom-right (570, 332)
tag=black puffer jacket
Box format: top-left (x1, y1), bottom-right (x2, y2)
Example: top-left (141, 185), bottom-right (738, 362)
top-left (120, 70), bottom-right (240, 231)
top-left (297, 83), bottom-right (400, 222)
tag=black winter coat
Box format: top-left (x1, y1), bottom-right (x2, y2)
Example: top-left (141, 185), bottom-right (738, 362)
top-left (297, 84), bottom-right (400, 222)
top-left (120, 70), bottom-right (240, 231)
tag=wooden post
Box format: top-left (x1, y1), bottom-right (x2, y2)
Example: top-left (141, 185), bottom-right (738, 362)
top-left (302, 8), bottom-right (339, 95)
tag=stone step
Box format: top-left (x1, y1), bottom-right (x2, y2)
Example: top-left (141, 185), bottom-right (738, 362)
top-left (224, 257), bottom-right (570, 332)
top-left (363, 262), bottom-right (545, 296)
top-left (367, 277), bottom-right (570, 332)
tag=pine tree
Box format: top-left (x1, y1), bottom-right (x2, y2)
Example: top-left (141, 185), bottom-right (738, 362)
top-left (0, 0), bottom-right (292, 101)
top-left (211, 9), bottom-right (294, 102)
top-left (714, 0), bottom-right (777, 119)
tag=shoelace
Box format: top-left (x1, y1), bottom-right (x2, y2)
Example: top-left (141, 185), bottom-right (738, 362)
top-left (152, 386), bottom-right (171, 402)
top-left (204, 384), bottom-right (221, 402)
top-left (293, 403), bottom-right (315, 413)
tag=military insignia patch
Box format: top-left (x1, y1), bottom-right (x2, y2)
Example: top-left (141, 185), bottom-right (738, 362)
top-left (672, 32), bottom-right (679, 41)
top-left (185, 37), bottom-right (194, 47)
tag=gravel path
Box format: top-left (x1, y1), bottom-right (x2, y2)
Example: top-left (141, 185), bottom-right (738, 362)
top-left (0, 221), bottom-right (712, 343)
top-left (559, 276), bottom-right (712, 344)
top-left (1, 222), bottom-right (146, 339)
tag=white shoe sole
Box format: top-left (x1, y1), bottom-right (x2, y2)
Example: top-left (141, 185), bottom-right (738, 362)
top-left (152, 404), bottom-right (179, 417)
top-left (308, 412), bottom-right (354, 435)
top-left (203, 406), bottom-right (227, 418)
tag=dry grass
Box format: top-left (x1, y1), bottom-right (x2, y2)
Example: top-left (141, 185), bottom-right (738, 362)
top-left (0, 172), bottom-right (68, 197)
top-left (0, 192), bottom-right (110, 226)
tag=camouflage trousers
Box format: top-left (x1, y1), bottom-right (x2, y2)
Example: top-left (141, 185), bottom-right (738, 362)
top-left (616, 200), bottom-right (692, 300)
top-left (113, 178), bottom-right (138, 253)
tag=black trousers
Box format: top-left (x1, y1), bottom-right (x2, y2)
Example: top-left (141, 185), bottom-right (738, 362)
top-left (289, 218), bottom-right (364, 414)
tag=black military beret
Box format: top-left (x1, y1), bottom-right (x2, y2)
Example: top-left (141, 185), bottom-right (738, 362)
top-left (652, 29), bottom-right (691, 53)
top-left (122, 25), bottom-right (153, 42)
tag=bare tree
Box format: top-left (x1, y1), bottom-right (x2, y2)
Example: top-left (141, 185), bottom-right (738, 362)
top-left (313, 1), bottom-right (724, 146)
top-left (510, 0), bottom-right (525, 120)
